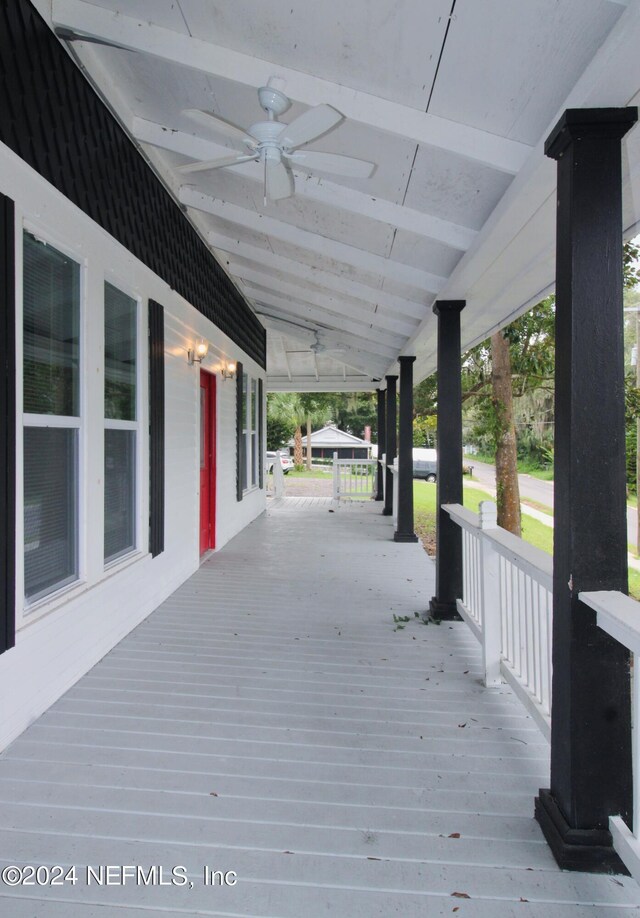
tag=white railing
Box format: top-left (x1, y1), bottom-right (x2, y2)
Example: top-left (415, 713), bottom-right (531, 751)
top-left (389, 457), bottom-right (399, 525)
top-left (445, 501), bottom-right (553, 739)
top-left (580, 590), bottom-right (640, 882)
top-left (332, 452), bottom-right (377, 500)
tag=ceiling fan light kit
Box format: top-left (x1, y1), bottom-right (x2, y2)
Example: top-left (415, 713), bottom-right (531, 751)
top-left (177, 84), bottom-right (376, 201)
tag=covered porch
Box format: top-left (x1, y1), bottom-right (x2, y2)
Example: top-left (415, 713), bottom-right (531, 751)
top-left (1, 498), bottom-right (638, 915)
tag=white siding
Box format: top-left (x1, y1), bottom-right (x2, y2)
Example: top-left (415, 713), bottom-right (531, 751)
top-left (0, 140), bottom-right (266, 750)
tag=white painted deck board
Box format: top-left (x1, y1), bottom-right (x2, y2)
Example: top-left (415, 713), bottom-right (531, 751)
top-left (0, 500), bottom-right (638, 914)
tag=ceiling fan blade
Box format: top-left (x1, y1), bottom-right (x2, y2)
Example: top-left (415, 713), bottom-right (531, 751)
top-left (277, 104), bottom-right (344, 150)
top-left (266, 160), bottom-right (294, 201)
top-left (175, 153), bottom-right (257, 175)
top-left (182, 109), bottom-right (256, 149)
top-left (287, 150), bottom-right (375, 178)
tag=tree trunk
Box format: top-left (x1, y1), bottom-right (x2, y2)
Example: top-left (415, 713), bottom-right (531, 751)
top-left (491, 330), bottom-right (521, 535)
top-left (306, 413), bottom-right (312, 471)
top-left (294, 426), bottom-right (303, 467)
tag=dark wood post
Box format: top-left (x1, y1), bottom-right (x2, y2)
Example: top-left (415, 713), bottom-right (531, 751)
top-left (535, 107), bottom-right (638, 873)
top-left (395, 356), bottom-right (418, 542)
top-left (376, 387), bottom-right (385, 501)
top-left (428, 301), bottom-right (465, 621)
top-left (383, 375), bottom-right (397, 517)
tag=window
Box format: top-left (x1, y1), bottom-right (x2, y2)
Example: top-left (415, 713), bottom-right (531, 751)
top-left (23, 232), bottom-right (80, 601)
top-left (240, 372), bottom-right (261, 491)
top-left (104, 282), bottom-right (137, 564)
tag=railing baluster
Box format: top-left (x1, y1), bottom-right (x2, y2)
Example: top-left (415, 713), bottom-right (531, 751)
top-left (442, 502), bottom-right (553, 738)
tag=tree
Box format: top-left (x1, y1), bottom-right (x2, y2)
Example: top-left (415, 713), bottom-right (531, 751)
top-left (267, 393), bottom-right (307, 466)
top-left (491, 330), bottom-right (521, 534)
top-left (298, 393), bottom-right (332, 470)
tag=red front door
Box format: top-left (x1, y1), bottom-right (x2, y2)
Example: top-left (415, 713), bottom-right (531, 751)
top-left (199, 370), bottom-right (216, 554)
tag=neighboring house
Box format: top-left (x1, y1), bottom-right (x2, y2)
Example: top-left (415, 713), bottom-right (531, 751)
top-left (289, 424), bottom-right (372, 459)
top-left (0, 2), bottom-right (267, 750)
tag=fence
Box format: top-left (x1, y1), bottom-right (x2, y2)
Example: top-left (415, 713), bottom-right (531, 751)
top-left (332, 452), bottom-right (377, 500)
top-left (445, 501), bottom-right (553, 739)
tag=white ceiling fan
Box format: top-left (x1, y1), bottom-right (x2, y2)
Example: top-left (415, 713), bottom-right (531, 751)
top-left (176, 83), bottom-right (376, 202)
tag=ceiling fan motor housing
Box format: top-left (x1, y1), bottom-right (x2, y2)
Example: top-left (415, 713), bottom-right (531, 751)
top-left (257, 86), bottom-right (291, 118)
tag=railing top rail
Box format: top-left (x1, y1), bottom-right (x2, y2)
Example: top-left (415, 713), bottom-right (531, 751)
top-left (581, 590), bottom-right (640, 656)
top-left (444, 502), bottom-right (553, 589)
top-left (443, 503), bottom-right (478, 531)
top-left (334, 459), bottom-right (377, 466)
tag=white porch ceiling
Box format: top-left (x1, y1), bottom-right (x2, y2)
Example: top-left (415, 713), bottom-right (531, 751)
top-left (42, 0), bottom-right (640, 390)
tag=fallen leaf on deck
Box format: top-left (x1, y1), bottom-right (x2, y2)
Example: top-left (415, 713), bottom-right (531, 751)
top-left (451, 892), bottom-right (471, 899)
top-left (448, 832), bottom-right (461, 838)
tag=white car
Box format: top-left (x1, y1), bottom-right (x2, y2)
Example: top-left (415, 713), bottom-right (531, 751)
top-left (265, 450), bottom-right (294, 474)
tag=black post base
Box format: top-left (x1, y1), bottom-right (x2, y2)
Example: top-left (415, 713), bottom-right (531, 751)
top-left (382, 507), bottom-right (392, 516)
top-left (394, 531), bottom-right (419, 543)
top-left (535, 789), bottom-right (629, 875)
top-left (428, 597), bottom-right (461, 622)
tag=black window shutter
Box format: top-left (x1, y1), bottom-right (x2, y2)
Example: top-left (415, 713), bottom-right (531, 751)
top-left (236, 361), bottom-right (244, 502)
top-left (148, 300), bottom-right (165, 557)
top-left (0, 195), bottom-right (15, 655)
top-left (258, 377), bottom-right (264, 490)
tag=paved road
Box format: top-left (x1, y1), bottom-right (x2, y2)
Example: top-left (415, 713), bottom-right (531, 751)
top-left (469, 458), bottom-right (554, 510)
top-left (469, 458), bottom-right (640, 552)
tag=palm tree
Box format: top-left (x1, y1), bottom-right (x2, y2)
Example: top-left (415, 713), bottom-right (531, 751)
top-left (267, 393), bottom-right (307, 467)
top-left (267, 393), bottom-right (332, 470)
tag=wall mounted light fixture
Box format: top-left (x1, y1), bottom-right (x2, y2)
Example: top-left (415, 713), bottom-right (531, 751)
top-left (221, 360), bottom-right (237, 380)
top-left (188, 338), bottom-right (209, 365)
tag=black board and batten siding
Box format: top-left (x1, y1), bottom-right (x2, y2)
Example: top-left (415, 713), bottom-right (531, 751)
top-left (0, 195), bottom-right (16, 655)
top-left (0, 0), bottom-right (265, 369)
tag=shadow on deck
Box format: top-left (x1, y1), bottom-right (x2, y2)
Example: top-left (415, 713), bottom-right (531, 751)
top-left (0, 499), bottom-right (638, 915)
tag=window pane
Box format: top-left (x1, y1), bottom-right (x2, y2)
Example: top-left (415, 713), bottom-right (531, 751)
top-left (105, 429), bottom-right (136, 563)
top-left (24, 427), bottom-right (77, 600)
top-left (23, 232), bottom-right (80, 416)
top-left (105, 283), bottom-right (137, 420)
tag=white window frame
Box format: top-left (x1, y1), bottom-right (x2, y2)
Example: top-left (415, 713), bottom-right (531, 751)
top-left (16, 214), bottom-right (149, 629)
top-left (103, 281), bottom-right (142, 569)
top-left (21, 226), bottom-right (86, 610)
top-left (242, 372), bottom-right (260, 493)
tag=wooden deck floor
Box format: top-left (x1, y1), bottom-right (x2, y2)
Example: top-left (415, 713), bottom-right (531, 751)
top-left (0, 499), bottom-right (638, 916)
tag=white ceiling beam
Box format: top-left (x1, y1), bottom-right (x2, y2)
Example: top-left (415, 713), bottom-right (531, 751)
top-left (406, 0), bottom-right (640, 378)
top-left (133, 117), bottom-right (476, 251)
top-left (239, 270), bottom-right (415, 342)
top-left (260, 315), bottom-right (387, 378)
top-left (250, 288), bottom-right (404, 355)
top-left (273, 335), bottom-right (293, 382)
top-left (209, 232), bottom-right (426, 326)
top-left (225, 257), bottom-right (418, 338)
top-left (248, 289), bottom-right (401, 358)
top-left (267, 377), bottom-right (377, 393)
top-left (53, 0), bottom-right (532, 174)
top-left (179, 187), bottom-right (445, 293)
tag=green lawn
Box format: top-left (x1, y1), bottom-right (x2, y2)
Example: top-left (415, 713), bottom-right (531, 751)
top-left (281, 468), bottom-right (333, 479)
top-left (414, 480), bottom-right (640, 600)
